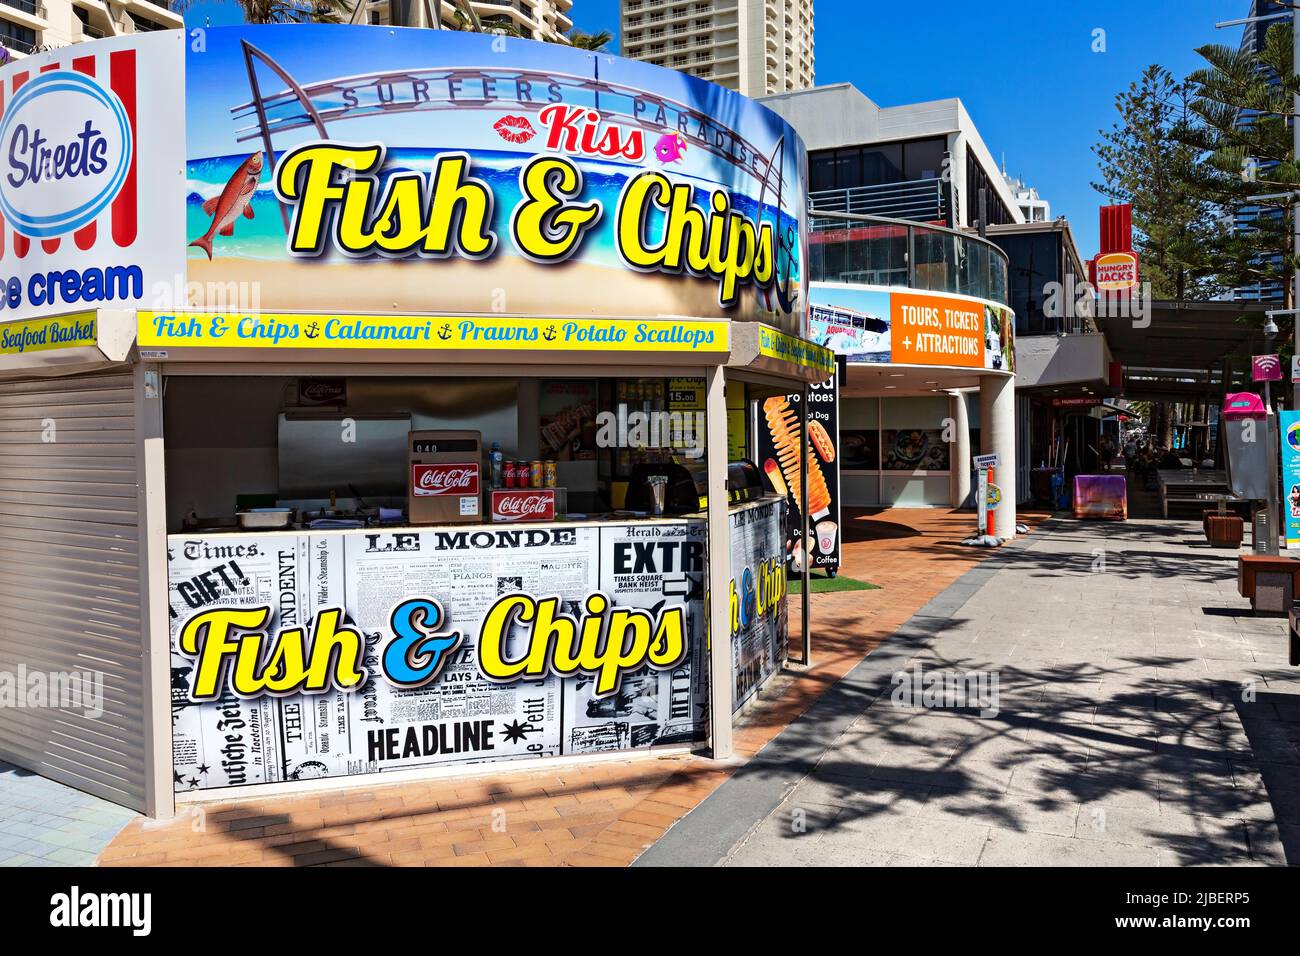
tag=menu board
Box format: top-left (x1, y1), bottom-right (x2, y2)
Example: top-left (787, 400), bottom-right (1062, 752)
top-left (755, 374), bottom-right (842, 576)
top-left (729, 500), bottom-right (789, 710)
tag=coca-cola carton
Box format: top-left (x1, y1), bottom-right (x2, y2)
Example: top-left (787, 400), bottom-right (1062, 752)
top-left (408, 429), bottom-right (482, 524)
top-left (412, 463), bottom-right (481, 497)
top-left (490, 489), bottom-right (557, 523)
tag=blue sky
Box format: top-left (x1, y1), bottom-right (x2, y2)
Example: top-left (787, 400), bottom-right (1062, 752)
top-left (183, 0), bottom-right (1255, 257)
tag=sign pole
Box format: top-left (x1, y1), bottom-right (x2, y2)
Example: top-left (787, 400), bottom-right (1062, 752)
top-left (705, 365), bottom-right (733, 759)
top-left (800, 385), bottom-right (812, 666)
top-left (986, 466), bottom-right (996, 538)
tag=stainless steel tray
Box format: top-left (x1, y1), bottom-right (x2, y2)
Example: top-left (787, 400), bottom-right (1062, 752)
top-left (236, 509), bottom-right (294, 530)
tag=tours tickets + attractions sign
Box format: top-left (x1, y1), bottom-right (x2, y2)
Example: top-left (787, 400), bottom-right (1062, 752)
top-left (808, 281), bottom-right (1015, 373)
top-left (167, 506), bottom-right (786, 790)
top-left (183, 24), bottom-right (807, 331)
top-left (0, 32), bottom-right (185, 323)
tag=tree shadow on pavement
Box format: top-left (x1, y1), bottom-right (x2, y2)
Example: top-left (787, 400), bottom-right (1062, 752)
top-left (722, 645), bottom-right (1296, 866)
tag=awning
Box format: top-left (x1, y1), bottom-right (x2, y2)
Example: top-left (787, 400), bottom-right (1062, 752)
top-left (135, 311), bottom-right (737, 370)
top-left (1096, 300), bottom-right (1270, 368)
top-left (726, 323), bottom-right (836, 385)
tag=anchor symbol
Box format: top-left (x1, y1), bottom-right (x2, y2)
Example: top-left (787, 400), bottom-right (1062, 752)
top-left (542, 325), bottom-right (557, 342)
top-left (304, 321), bottom-right (320, 339)
top-left (438, 323), bottom-right (453, 340)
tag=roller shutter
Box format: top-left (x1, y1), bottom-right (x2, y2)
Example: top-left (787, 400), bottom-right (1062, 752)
top-left (0, 369), bottom-right (145, 810)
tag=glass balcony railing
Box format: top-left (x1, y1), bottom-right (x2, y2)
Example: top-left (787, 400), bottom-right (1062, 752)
top-left (1, 0), bottom-right (46, 18)
top-left (810, 212), bottom-right (1010, 306)
top-left (810, 179), bottom-right (947, 224)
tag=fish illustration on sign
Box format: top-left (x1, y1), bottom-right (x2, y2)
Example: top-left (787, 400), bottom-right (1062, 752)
top-left (653, 132), bottom-right (688, 164)
top-left (189, 152), bottom-right (263, 259)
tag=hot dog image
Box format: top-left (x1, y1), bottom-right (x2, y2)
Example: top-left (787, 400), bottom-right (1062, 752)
top-left (762, 396), bottom-right (831, 520)
top-left (808, 419), bottom-right (835, 463)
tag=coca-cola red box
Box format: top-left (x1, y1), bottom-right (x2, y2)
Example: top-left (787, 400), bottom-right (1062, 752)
top-left (490, 489), bottom-right (557, 522)
top-left (412, 463), bottom-right (481, 497)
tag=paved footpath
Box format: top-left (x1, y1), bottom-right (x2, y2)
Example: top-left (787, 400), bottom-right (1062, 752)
top-left (0, 761), bottom-right (136, 866)
top-left (100, 507), bottom-right (1027, 867)
top-left (638, 518), bottom-right (1300, 867)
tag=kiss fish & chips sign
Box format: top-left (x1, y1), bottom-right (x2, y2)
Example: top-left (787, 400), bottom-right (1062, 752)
top-left (183, 24), bottom-right (808, 330)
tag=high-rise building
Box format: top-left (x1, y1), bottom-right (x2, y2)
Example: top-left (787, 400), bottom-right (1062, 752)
top-left (1232, 0), bottom-right (1290, 303)
top-left (620, 0), bottom-right (814, 96)
top-left (1003, 170), bottom-right (1051, 224)
top-left (358, 0), bottom-right (574, 42)
top-left (0, 0), bottom-right (182, 58)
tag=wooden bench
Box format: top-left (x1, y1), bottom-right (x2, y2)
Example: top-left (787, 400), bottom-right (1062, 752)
top-left (1238, 555), bottom-right (1300, 615)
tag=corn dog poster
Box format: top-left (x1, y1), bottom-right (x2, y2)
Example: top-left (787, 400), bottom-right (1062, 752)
top-left (184, 24), bottom-right (806, 332)
top-left (756, 368), bottom-right (842, 576)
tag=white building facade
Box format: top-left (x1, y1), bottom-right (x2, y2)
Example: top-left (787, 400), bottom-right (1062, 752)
top-left (621, 0), bottom-right (814, 96)
top-left (358, 0), bottom-right (574, 41)
top-left (0, 0), bottom-right (180, 56)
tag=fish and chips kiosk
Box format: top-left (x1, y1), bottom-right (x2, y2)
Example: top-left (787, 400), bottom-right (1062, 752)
top-left (0, 25), bottom-right (832, 816)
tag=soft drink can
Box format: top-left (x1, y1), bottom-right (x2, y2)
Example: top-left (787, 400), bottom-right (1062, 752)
top-left (544, 460), bottom-right (557, 488)
top-left (530, 460), bottom-right (544, 488)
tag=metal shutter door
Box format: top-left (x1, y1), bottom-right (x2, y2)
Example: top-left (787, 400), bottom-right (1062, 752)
top-left (0, 370), bottom-right (145, 810)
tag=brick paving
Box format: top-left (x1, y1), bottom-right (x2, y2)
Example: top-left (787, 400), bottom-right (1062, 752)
top-left (99, 506), bottom-right (1026, 867)
top-left (648, 516), bottom-right (1300, 867)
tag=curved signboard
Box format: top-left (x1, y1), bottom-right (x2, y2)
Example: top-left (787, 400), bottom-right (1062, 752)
top-left (185, 25), bottom-right (808, 332)
top-left (809, 280), bottom-right (1015, 373)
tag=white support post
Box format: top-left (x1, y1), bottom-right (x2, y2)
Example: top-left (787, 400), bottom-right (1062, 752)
top-left (705, 366), bottom-right (733, 759)
top-left (980, 373), bottom-right (1017, 539)
top-left (136, 363), bottom-right (175, 819)
top-left (799, 384), bottom-right (812, 666)
top-left (949, 390), bottom-right (971, 508)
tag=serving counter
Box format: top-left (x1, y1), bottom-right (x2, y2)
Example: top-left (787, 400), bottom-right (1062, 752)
top-left (166, 500), bottom-right (786, 793)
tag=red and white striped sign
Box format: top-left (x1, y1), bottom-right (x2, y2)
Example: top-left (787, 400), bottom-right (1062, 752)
top-left (0, 34), bottom-right (184, 322)
top-left (0, 51), bottom-right (136, 260)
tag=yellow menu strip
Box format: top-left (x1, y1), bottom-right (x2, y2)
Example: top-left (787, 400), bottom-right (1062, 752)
top-left (0, 312), bottom-right (97, 357)
top-left (138, 312), bottom-right (730, 353)
top-left (757, 325), bottom-right (835, 374)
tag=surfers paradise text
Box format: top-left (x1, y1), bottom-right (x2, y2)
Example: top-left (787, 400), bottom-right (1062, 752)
top-left (273, 144), bottom-right (781, 310)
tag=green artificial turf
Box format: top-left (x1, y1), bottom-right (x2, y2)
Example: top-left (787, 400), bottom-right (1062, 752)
top-left (787, 575), bottom-right (879, 594)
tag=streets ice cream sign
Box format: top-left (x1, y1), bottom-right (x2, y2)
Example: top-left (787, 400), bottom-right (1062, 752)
top-left (0, 71), bottom-right (131, 238)
top-left (0, 34), bottom-right (185, 323)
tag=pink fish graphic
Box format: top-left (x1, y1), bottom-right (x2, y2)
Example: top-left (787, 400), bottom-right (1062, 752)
top-left (189, 152), bottom-right (263, 260)
top-left (654, 132), bottom-right (688, 164)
